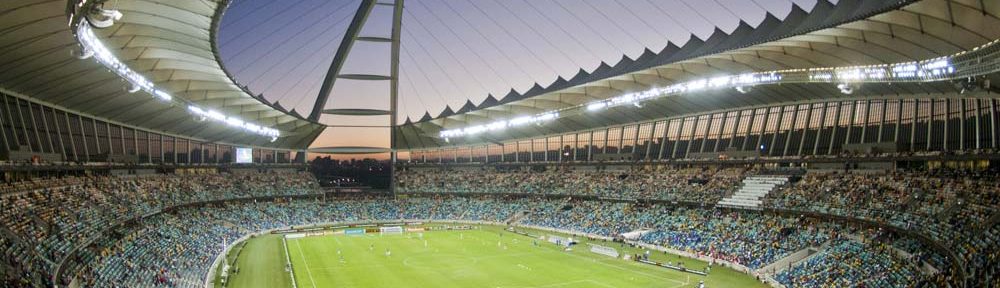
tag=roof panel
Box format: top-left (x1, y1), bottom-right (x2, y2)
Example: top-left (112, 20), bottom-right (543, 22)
top-left (396, 0), bottom-right (1000, 150)
top-left (0, 0), bottom-right (324, 150)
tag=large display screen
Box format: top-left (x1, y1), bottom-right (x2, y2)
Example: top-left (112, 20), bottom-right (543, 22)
top-left (235, 148), bottom-right (253, 163)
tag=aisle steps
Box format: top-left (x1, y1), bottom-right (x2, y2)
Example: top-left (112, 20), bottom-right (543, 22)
top-left (716, 176), bottom-right (788, 210)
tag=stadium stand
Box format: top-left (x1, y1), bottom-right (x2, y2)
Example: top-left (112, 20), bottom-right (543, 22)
top-left (0, 170), bottom-right (320, 287)
top-left (396, 166), bottom-right (745, 203)
top-left (0, 164), bottom-right (992, 287)
top-left (775, 237), bottom-right (922, 287)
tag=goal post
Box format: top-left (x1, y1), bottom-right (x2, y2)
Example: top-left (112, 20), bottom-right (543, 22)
top-left (588, 244), bottom-right (620, 258)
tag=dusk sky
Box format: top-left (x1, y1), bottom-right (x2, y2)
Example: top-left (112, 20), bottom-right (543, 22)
top-left (216, 0), bottom-right (829, 156)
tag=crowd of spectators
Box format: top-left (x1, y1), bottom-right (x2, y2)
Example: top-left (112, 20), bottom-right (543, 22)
top-left (396, 166), bottom-right (744, 203)
top-left (0, 170), bottom-right (319, 287)
top-left (3, 163), bottom-right (996, 288)
top-left (766, 169), bottom-right (999, 286)
top-left (522, 201), bottom-right (831, 269)
top-left (776, 237), bottom-right (921, 287)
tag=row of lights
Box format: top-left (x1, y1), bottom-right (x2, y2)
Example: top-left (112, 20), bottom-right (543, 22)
top-left (439, 111), bottom-right (558, 140)
top-left (439, 56), bottom-right (957, 139)
top-left (586, 72), bottom-right (783, 113)
top-left (75, 21), bottom-right (281, 142)
top-left (809, 59), bottom-right (953, 84)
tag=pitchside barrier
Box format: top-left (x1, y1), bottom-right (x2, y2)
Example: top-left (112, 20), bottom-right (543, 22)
top-left (636, 259), bottom-right (708, 276)
top-left (284, 233), bottom-right (306, 239)
top-left (547, 235), bottom-right (573, 247)
top-left (588, 244), bottom-right (620, 258)
top-left (380, 226), bottom-right (404, 235)
top-left (624, 239), bottom-right (783, 287)
top-left (344, 228), bottom-right (365, 235)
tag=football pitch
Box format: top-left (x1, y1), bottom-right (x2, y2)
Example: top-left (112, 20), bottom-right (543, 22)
top-left (218, 225), bottom-right (766, 288)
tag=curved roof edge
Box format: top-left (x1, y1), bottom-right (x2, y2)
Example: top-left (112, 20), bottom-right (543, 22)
top-left (409, 0), bottom-right (915, 125)
top-left (54, 0), bottom-right (326, 150)
top-left (210, 0), bottom-right (320, 125)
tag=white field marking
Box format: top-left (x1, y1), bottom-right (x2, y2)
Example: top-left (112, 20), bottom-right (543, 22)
top-left (281, 237), bottom-right (298, 288)
top-left (332, 235), bottom-right (342, 245)
top-left (293, 239), bottom-right (319, 288)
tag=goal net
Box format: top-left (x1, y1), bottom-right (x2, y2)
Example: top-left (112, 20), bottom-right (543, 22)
top-left (588, 244), bottom-right (620, 258)
top-left (380, 226), bottom-right (404, 235)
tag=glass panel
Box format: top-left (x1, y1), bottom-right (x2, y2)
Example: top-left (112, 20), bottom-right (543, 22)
top-left (621, 125), bottom-right (637, 155)
top-left (136, 130), bottom-right (148, 162)
top-left (546, 136), bottom-right (560, 161)
top-left (561, 134), bottom-right (575, 161)
top-left (605, 127), bottom-right (621, 154)
top-left (575, 132), bottom-right (590, 161)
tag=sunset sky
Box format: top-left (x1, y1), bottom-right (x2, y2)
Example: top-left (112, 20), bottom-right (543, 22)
top-left (216, 0), bottom-right (825, 158)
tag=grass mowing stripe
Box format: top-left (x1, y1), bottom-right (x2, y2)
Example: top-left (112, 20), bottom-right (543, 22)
top-left (293, 239), bottom-right (318, 288)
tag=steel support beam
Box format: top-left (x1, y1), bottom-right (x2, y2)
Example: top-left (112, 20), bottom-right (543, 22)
top-left (309, 0), bottom-right (377, 121)
top-left (389, 0), bottom-right (403, 193)
top-left (811, 103), bottom-right (825, 155)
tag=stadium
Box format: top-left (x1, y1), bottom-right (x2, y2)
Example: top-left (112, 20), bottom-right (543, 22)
top-left (1, 0), bottom-right (999, 287)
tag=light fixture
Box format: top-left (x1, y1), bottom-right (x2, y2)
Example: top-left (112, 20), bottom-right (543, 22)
top-left (71, 47), bottom-right (93, 60)
top-left (735, 86), bottom-right (753, 94)
top-left (954, 77), bottom-right (980, 94)
top-left (587, 102), bottom-right (607, 111)
top-left (76, 22), bottom-right (283, 141)
top-left (86, 7), bottom-right (122, 28)
top-left (124, 82), bottom-right (140, 93)
top-left (837, 83), bottom-right (856, 94)
top-left (153, 90), bottom-right (172, 101)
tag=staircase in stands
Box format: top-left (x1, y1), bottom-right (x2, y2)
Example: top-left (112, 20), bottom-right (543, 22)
top-left (716, 175), bottom-right (789, 210)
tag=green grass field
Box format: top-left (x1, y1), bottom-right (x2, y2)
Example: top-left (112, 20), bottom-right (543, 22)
top-left (218, 225), bottom-right (766, 288)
